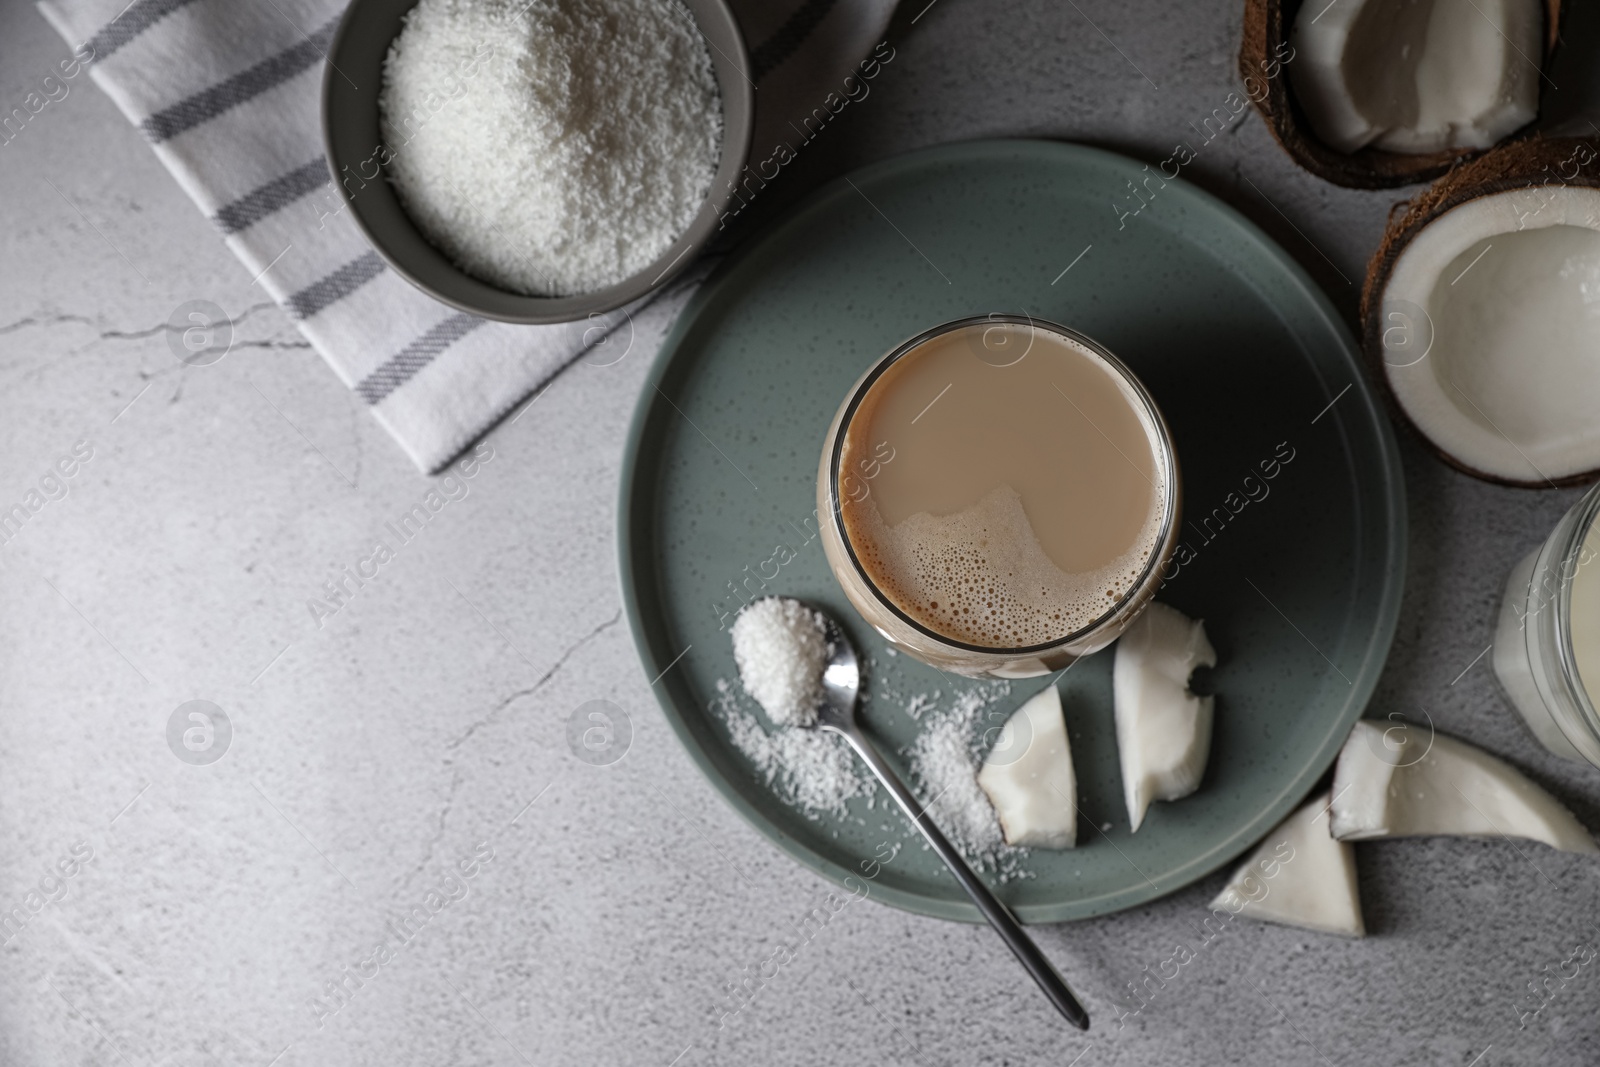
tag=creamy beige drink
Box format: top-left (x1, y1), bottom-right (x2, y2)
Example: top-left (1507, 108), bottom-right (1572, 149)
top-left (819, 316), bottom-right (1177, 676)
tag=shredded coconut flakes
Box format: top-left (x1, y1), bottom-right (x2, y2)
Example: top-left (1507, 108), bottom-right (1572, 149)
top-left (907, 685), bottom-right (1034, 879)
top-left (380, 0), bottom-right (722, 296)
top-left (731, 598), bottom-right (829, 728)
top-left (713, 679), bottom-right (874, 820)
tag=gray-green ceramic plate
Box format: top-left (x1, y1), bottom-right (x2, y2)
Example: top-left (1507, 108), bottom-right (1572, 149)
top-left (618, 139), bottom-right (1405, 923)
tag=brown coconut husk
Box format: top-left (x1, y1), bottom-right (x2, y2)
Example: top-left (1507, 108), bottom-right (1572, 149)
top-left (1360, 135), bottom-right (1600, 487)
top-left (1240, 0), bottom-right (1564, 190)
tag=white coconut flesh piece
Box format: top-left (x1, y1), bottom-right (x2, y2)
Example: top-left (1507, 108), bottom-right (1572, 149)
top-left (1212, 792), bottom-right (1365, 938)
top-left (1380, 186), bottom-right (1600, 482)
top-left (1331, 720), bottom-right (1599, 855)
top-left (976, 685), bottom-right (1077, 848)
top-left (1114, 602), bottom-right (1217, 832)
top-left (1290, 0), bottom-right (1542, 155)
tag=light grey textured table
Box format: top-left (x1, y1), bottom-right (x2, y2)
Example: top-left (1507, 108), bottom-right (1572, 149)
top-left (2, 1), bottom-right (1599, 1064)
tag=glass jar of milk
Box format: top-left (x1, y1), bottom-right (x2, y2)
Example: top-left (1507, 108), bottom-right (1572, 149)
top-left (1492, 483), bottom-right (1600, 766)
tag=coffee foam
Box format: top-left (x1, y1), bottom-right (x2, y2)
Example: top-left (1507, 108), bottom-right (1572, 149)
top-left (850, 483), bottom-right (1162, 647)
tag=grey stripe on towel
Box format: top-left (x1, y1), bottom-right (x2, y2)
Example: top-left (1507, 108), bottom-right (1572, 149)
top-left (286, 251), bottom-right (387, 320)
top-left (214, 159), bottom-right (330, 235)
top-left (141, 17), bottom-right (338, 142)
top-left (749, 0), bottom-right (841, 81)
top-left (356, 314), bottom-right (487, 406)
top-left (82, 0), bottom-right (199, 63)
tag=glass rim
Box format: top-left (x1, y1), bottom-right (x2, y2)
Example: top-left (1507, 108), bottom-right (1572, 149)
top-left (826, 313), bottom-right (1180, 656)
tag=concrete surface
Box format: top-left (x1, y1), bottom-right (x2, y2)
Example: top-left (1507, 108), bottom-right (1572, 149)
top-left (2, 0), bottom-right (1599, 1064)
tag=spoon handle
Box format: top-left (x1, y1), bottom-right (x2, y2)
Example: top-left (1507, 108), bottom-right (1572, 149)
top-left (830, 723), bottom-right (1090, 1030)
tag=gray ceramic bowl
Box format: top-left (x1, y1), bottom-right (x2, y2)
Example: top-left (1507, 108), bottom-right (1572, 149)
top-left (321, 0), bottom-right (754, 325)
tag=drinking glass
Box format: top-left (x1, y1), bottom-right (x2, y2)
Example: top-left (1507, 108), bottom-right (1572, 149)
top-left (815, 315), bottom-right (1181, 678)
top-left (1492, 482), bottom-right (1600, 766)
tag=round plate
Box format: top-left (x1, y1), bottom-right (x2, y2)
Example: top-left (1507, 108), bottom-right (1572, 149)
top-left (618, 139), bottom-right (1405, 923)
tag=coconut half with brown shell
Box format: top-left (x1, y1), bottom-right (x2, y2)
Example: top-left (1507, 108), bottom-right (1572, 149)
top-left (1240, 0), bottom-right (1563, 189)
top-left (1361, 136), bottom-right (1600, 487)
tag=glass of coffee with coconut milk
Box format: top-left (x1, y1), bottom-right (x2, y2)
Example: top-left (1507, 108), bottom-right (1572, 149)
top-left (817, 315), bottom-right (1181, 678)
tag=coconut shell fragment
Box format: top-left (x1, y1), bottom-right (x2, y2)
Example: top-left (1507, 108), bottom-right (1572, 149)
top-left (1239, 0), bottom-right (1563, 189)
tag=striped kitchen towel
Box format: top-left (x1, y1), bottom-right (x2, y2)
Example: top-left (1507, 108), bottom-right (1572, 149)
top-left (37, 0), bottom-right (898, 473)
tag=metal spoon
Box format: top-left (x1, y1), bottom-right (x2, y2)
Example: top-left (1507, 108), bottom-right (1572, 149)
top-left (799, 600), bottom-right (1090, 1030)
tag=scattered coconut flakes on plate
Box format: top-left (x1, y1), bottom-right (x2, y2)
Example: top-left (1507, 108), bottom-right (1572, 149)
top-left (907, 686), bottom-right (1034, 879)
top-left (905, 691), bottom-right (940, 721)
top-left (712, 679), bottom-right (874, 820)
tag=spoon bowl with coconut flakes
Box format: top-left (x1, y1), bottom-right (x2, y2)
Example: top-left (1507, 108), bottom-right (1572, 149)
top-left (322, 0), bottom-right (754, 323)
